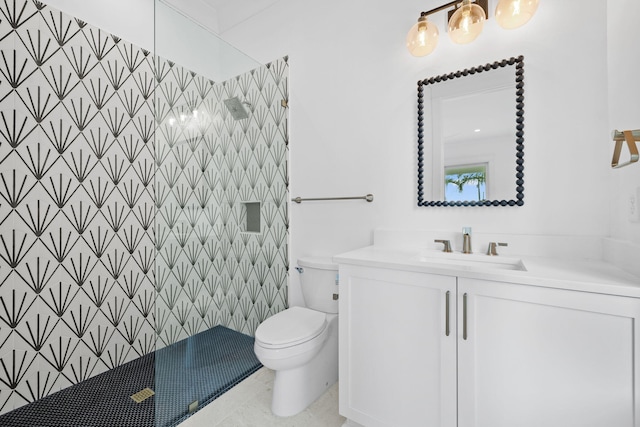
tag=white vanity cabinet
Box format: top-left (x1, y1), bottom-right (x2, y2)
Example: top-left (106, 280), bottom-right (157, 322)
top-left (458, 277), bottom-right (639, 427)
top-left (338, 264), bottom-right (457, 427)
top-left (339, 265), bottom-right (640, 427)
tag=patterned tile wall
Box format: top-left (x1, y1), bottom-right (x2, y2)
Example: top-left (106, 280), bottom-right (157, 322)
top-left (0, 0), bottom-right (288, 414)
top-left (153, 56), bottom-right (289, 348)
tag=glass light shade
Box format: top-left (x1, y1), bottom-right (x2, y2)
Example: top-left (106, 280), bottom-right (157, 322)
top-left (448, 0), bottom-right (486, 44)
top-left (406, 17), bottom-right (439, 57)
top-left (495, 0), bottom-right (539, 29)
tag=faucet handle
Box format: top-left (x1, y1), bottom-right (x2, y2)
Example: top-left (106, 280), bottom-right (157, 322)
top-left (486, 242), bottom-right (508, 256)
top-left (434, 239), bottom-right (453, 253)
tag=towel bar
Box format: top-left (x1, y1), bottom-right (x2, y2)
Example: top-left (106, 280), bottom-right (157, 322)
top-left (291, 194), bottom-right (374, 204)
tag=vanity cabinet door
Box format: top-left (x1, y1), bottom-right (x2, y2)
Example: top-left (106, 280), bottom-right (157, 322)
top-left (457, 278), bottom-right (640, 427)
top-left (339, 265), bottom-right (457, 427)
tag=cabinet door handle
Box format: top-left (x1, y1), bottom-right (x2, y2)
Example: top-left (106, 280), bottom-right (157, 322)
top-left (463, 293), bottom-right (468, 340)
top-left (445, 291), bottom-right (450, 336)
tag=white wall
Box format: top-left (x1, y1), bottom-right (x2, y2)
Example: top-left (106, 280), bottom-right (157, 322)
top-left (607, 0), bottom-right (640, 245)
top-left (215, 0), bottom-right (614, 304)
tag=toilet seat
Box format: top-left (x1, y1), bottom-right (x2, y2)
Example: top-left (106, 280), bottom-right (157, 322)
top-left (255, 306), bottom-right (327, 349)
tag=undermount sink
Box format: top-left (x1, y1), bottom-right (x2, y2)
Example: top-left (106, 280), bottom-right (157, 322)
top-left (410, 251), bottom-right (527, 271)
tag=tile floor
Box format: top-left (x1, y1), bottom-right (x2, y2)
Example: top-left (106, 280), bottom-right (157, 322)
top-left (177, 368), bottom-right (346, 427)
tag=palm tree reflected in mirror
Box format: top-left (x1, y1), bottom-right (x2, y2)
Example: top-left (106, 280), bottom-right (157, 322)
top-left (444, 164), bottom-right (487, 201)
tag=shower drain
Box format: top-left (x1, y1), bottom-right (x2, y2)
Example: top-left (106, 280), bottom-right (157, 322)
top-left (130, 388), bottom-right (155, 403)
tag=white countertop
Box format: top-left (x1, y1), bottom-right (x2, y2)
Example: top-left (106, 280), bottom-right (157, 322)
top-left (334, 245), bottom-right (640, 298)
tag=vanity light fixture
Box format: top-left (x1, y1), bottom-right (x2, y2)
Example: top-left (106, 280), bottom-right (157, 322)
top-left (406, 0), bottom-right (539, 57)
top-left (495, 0), bottom-right (539, 29)
top-left (447, 0), bottom-right (487, 44)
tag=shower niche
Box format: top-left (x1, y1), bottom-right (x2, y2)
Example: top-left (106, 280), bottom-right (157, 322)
top-left (242, 201), bottom-right (262, 234)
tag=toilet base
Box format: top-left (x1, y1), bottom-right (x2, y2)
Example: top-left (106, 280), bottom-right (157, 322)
top-left (270, 316), bottom-right (338, 417)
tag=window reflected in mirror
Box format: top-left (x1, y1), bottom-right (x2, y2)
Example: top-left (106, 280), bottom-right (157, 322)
top-left (444, 164), bottom-right (487, 202)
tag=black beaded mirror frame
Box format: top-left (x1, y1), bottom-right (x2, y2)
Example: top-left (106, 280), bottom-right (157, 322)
top-left (417, 56), bottom-right (525, 207)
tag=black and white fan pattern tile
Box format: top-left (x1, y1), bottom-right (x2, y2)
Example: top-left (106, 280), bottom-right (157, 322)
top-left (0, 0), bottom-right (288, 415)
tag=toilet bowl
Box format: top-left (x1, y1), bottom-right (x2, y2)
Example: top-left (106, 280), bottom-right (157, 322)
top-left (254, 257), bottom-right (339, 417)
top-left (254, 306), bottom-right (329, 370)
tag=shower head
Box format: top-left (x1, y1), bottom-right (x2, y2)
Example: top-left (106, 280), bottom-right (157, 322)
top-left (223, 97), bottom-right (249, 120)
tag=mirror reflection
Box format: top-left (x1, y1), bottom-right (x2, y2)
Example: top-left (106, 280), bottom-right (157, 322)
top-left (417, 56), bottom-right (524, 207)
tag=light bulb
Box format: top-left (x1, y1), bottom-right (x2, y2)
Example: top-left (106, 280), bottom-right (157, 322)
top-left (495, 0), bottom-right (539, 29)
top-left (406, 16), bottom-right (439, 57)
top-left (448, 0), bottom-right (486, 44)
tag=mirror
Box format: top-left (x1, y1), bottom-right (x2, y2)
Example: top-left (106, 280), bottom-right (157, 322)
top-left (417, 56), bottom-right (524, 207)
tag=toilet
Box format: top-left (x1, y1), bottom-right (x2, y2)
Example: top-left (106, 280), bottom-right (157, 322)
top-left (254, 257), bottom-right (339, 417)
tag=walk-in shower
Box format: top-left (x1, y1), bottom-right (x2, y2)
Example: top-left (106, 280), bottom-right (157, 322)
top-left (0, 1), bottom-right (289, 425)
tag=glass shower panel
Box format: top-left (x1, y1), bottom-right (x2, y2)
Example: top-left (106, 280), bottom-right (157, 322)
top-left (153, 2), bottom-right (280, 425)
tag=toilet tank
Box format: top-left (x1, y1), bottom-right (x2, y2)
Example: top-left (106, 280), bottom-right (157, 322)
top-left (297, 257), bottom-right (339, 314)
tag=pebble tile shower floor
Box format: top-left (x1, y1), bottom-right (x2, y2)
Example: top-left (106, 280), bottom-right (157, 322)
top-left (0, 326), bottom-right (261, 427)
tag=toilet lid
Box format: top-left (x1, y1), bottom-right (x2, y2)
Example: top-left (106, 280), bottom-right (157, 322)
top-left (255, 306), bottom-right (327, 348)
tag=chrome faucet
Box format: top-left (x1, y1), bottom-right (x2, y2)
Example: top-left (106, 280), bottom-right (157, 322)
top-left (462, 227), bottom-right (472, 254)
top-left (434, 239), bottom-right (452, 253)
top-left (486, 242), bottom-right (508, 256)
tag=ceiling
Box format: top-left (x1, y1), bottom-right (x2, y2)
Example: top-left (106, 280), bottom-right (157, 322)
top-left (195, 0), bottom-right (281, 33)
